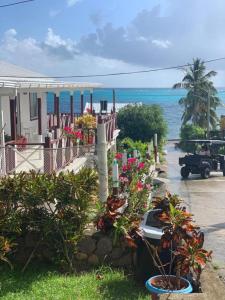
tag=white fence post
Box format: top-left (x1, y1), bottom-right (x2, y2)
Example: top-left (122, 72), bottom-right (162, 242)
top-left (97, 119), bottom-right (108, 202)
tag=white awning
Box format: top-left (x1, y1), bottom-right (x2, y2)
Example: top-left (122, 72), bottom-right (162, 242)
top-left (0, 79), bottom-right (102, 96)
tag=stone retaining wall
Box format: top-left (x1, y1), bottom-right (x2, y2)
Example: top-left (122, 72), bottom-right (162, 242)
top-left (75, 232), bottom-right (135, 268)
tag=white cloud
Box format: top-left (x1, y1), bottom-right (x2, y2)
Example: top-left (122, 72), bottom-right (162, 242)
top-left (49, 9), bottom-right (61, 18)
top-left (67, 0), bottom-right (81, 7)
top-left (152, 39), bottom-right (172, 48)
top-left (43, 28), bottom-right (78, 59)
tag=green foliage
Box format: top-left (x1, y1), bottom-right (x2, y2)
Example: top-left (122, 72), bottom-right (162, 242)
top-left (173, 58), bottom-right (221, 129)
top-left (0, 169), bottom-right (98, 271)
top-left (179, 124), bottom-right (205, 152)
top-left (117, 104), bottom-right (167, 143)
top-left (0, 265), bottom-right (149, 300)
top-left (118, 137), bottom-right (148, 158)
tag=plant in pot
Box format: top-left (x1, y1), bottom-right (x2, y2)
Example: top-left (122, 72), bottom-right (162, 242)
top-left (144, 201), bottom-right (212, 299)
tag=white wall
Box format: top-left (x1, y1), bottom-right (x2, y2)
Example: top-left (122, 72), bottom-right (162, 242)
top-left (1, 96), bottom-right (10, 136)
top-left (20, 93), bottom-right (38, 141)
top-left (1, 92), bottom-right (48, 142)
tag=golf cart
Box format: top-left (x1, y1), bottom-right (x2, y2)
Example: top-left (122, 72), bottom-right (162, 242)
top-left (179, 140), bottom-right (225, 179)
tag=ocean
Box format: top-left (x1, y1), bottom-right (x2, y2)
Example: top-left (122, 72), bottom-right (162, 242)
top-left (47, 88), bottom-right (225, 139)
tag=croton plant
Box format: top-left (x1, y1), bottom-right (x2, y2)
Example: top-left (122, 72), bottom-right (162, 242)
top-left (146, 193), bottom-right (212, 290)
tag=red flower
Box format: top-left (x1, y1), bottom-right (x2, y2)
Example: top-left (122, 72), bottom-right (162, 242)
top-left (136, 181), bottom-right (143, 192)
top-left (64, 126), bottom-right (72, 132)
top-left (138, 162), bottom-right (145, 170)
top-left (122, 164), bottom-right (131, 172)
top-left (74, 131), bottom-right (83, 140)
top-left (115, 153), bottom-right (123, 159)
top-left (128, 157), bottom-right (137, 164)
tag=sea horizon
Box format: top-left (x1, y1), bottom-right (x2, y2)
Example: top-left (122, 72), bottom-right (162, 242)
top-left (47, 88), bottom-right (225, 140)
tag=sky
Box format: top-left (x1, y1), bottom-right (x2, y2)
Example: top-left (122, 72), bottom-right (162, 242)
top-left (0, 0), bottom-right (225, 87)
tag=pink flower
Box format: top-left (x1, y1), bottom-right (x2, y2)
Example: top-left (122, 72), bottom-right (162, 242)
top-left (136, 181), bottom-right (143, 192)
top-left (115, 153), bottom-right (123, 159)
top-left (119, 175), bottom-right (129, 183)
top-left (127, 157), bottom-right (137, 164)
top-left (138, 162), bottom-right (145, 170)
top-left (145, 184), bottom-right (152, 191)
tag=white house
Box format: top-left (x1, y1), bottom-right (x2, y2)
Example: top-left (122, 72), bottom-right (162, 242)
top-left (0, 60), bottom-right (101, 142)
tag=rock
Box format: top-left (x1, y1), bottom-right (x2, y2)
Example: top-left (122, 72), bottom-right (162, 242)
top-left (77, 237), bottom-right (96, 255)
top-left (95, 237), bottom-right (113, 256)
top-left (112, 253), bottom-right (133, 267)
top-left (76, 252), bottom-right (88, 261)
top-left (92, 231), bottom-right (105, 241)
top-left (110, 247), bottom-right (124, 260)
top-left (88, 254), bottom-right (99, 265)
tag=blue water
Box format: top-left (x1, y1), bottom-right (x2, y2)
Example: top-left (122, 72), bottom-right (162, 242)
top-left (47, 88), bottom-right (225, 139)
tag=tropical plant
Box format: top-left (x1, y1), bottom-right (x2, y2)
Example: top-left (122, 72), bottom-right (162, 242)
top-left (0, 168), bottom-right (98, 272)
top-left (173, 58), bottom-right (221, 129)
top-left (144, 194), bottom-right (212, 292)
top-left (179, 124), bottom-right (206, 152)
top-left (76, 114), bottom-right (96, 129)
top-left (117, 104), bottom-right (167, 143)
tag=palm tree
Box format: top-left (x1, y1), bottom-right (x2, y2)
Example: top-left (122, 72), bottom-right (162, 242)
top-left (173, 58), bottom-right (221, 129)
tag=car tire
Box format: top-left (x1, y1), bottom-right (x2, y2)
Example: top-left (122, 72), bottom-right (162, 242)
top-left (201, 167), bottom-right (210, 179)
top-left (181, 167), bottom-right (189, 179)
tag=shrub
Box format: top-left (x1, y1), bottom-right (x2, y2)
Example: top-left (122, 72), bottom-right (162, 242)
top-left (0, 168), bottom-right (98, 271)
top-left (117, 104), bottom-right (167, 143)
top-left (179, 124), bottom-right (205, 152)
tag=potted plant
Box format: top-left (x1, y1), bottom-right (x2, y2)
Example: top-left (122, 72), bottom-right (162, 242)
top-left (144, 195), bottom-right (212, 299)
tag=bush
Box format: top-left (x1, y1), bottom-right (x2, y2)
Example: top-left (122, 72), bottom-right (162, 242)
top-left (0, 168), bottom-right (98, 271)
top-left (117, 104), bottom-right (167, 143)
top-left (179, 124), bottom-right (205, 152)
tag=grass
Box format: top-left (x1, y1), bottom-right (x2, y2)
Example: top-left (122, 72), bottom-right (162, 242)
top-left (0, 265), bottom-right (150, 300)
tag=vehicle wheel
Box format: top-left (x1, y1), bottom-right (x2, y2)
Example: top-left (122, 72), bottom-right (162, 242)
top-left (181, 167), bottom-right (189, 179)
top-left (201, 167), bottom-right (210, 179)
top-left (223, 170), bottom-right (225, 176)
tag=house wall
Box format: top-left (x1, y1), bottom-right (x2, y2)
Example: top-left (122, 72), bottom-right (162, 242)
top-left (19, 92), bottom-right (48, 142)
top-left (1, 92), bottom-right (48, 142)
top-left (1, 96), bottom-right (11, 137)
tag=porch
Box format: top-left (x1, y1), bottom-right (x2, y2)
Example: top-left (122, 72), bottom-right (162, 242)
top-left (0, 77), bottom-right (118, 175)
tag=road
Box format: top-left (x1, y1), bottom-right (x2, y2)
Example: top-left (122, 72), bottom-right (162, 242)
top-left (166, 142), bottom-right (225, 265)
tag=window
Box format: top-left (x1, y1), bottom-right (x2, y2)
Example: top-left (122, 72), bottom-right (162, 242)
top-left (29, 93), bottom-right (38, 120)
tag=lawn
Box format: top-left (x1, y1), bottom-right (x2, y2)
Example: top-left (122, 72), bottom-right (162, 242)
top-left (0, 265), bottom-right (150, 300)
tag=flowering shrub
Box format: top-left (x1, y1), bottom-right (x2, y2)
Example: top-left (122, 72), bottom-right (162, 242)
top-left (63, 127), bottom-right (83, 142)
top-left (97, 148), bottom-right (153, 247)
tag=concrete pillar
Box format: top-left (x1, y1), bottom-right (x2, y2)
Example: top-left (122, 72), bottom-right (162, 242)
top-left (97, 118), bottom-right (108, 202)
top-left (0, 97), bottom-right (6, 175)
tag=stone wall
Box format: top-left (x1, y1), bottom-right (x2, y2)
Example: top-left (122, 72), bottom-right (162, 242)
top-left (75, 232), bottom-right (135, 268)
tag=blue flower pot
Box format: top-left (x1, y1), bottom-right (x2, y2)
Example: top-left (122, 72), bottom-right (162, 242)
top-left (146, 275), bottom-right (192, 297)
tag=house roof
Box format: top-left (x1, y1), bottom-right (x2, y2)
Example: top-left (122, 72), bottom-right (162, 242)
top-left (0, 61), bottom-right (102, 95)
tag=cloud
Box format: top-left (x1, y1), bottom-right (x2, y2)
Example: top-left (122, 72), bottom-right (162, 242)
top-left (42, 28), bottom-right (79, 60)
top-left (90, 12), bottom-right (103, 26)
top-left (77, 0), bottom-right (225, 70)
top-left (49, 9), bottom-right (61, 18)
top-left (66, 0), bottom-right (81, 7)
top-left (152, 39), bottom-right (172, 49)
